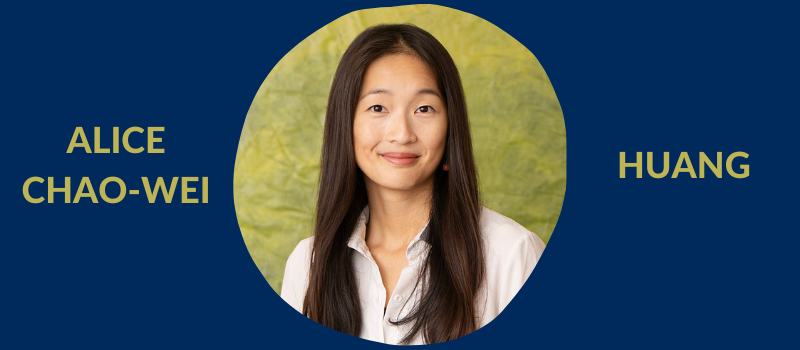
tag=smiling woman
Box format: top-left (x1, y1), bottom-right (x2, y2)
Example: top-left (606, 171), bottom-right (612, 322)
top-left (234, 4), bottom-right (565, 347)
top-left (278, 24), bottom-right (545, 345)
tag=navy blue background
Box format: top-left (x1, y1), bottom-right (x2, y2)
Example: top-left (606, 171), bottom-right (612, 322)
top-left (3, 1), bottom-right (797, 348)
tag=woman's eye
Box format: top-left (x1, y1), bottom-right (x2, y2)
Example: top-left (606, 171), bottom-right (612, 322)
top-left (416, 106), bottom-right (434, 113)
top-left (369, 105), bottom-right (386, 113)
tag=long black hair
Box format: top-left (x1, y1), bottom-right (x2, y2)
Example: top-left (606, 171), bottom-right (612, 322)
top-left (304, 24), bottom-right (484, 344)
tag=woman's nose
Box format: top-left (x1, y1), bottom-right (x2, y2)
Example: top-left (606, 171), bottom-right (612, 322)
top-left (386, 111), bottom-right (417, 145)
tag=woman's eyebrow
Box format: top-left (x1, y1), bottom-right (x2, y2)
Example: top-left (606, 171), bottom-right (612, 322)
top-left (359, 88), bottom-right (442, 100)
top-left (360, 88), bottom-right (391, 100)
top-left (416, 88), bottom-right (442, 99)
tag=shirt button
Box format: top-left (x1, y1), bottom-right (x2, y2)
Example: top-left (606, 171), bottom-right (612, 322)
top-left (394, 295), bottom-right (402, 302)
top-left (375, 297), bottom-right (380, 304)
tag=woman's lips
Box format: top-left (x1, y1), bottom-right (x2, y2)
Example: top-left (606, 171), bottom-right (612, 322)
top-left (381, 152), bottom-right (420, 165)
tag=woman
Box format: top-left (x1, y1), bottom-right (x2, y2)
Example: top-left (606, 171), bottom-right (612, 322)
top-left (281, 24), bottom-right (545, 344)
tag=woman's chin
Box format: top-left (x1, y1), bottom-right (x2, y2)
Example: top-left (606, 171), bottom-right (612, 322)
top-left (372, 177), bottom-right (429, 192)
top-left (380, 182), bottom-right (417, 191)
top-left (362, 167), bottom-right (436, 192)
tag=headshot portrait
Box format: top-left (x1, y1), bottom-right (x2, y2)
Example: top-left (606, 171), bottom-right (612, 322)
top-left (234, 5), bottom-right (566, 345)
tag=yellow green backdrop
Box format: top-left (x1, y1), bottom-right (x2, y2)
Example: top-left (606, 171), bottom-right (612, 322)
top-left (234, 5), bottom-right (566, 293)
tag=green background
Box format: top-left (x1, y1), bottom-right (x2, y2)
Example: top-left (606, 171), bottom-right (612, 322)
top-left (234, 5), bottom-right (566, 294)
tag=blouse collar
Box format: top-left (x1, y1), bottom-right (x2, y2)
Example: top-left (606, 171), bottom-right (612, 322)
top-left (347, 205), bottom-right (430, 264)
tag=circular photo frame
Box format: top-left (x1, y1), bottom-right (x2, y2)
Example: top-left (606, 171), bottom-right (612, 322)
top-left (234, 4), bottom-right (565, 344)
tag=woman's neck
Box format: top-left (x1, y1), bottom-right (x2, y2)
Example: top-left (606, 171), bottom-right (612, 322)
top-left (364, 180), bottom-right (432, 252)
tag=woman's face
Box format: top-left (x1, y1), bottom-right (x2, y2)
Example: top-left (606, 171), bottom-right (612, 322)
top-left (354, 53), bottom-right (448, 192)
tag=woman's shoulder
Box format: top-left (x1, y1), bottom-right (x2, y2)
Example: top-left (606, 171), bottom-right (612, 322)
top-left (286, 236), bottom-right (314, 267)
top-left (281, 237), bottom-right (315, 311)
top-left (283, 237), bottom-right (315, 285)
top-left (479, 206), bottom-right (546, 261)
top-left (476, 207), bottom-right (546, 325)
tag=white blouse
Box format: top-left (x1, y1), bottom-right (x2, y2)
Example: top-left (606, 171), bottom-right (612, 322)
top-left (280, 206), bottom-right (546, 344)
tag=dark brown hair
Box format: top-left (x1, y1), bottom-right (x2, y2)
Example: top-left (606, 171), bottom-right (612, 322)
top-left (303, 23), bottom-right (484, 344)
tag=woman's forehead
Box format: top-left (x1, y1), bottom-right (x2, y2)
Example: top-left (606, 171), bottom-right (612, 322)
top-left (360, 54), bottom-right (440, 96)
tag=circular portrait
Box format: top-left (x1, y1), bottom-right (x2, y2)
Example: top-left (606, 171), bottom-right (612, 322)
top-left (234, 4), bottom-right (566, 345)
